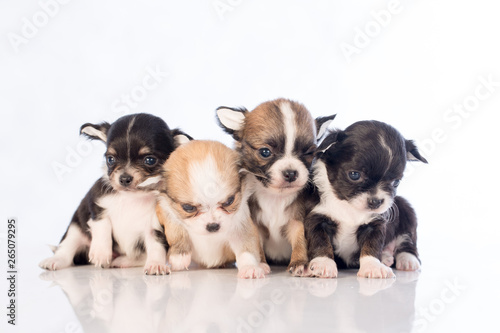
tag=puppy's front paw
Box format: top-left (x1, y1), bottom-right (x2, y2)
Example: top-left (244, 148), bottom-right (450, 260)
top-left (381, 252), bottom-right (394, 267)
top-left (259, 262), bottom-right (271, 274)
top-left (169, 253), bottom-right (191, 271)
top-left (144, 261), bottom-right (171, 275)
top-left (358, 256), bottom-right (395, 278)
top-left (88, 248), bottom-right (112, 268)
top-left (237, 265), bottom-right (266, 279)
top-left (287, 261), bottom-right (308, 277)
top-left (395, 252), bottom-right (421, 271)
top-left (39, 256), bottom-right (72, 271)
top-left (308, 257), bottom-right (338, 278)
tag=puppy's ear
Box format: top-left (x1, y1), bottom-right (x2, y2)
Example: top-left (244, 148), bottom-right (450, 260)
top-left (80, 122), bottom-right (111, 142)
top-left (405, 140), bottom-right (428, 163)
top-left (216, 106), bottom-right (248, 140)
top-left (316, 114), bottom-right (336, 141)
top-left (316, 130), bottom-right (342, 158)
top-left (171, 129), bottom-right (193, 147)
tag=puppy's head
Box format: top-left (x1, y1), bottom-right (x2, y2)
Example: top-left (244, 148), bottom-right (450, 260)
top-left (163, 140), bottom-right (244, 235)
top-left (216, 98), bottom-right (335, 195)
top-left (317, 120), bottom-right (427, 214)
top-left (80, 113), bottom-right (190, 192)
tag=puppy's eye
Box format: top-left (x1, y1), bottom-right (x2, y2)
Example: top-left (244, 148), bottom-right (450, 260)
top-left (222, 195), bottom-right (235, 207)
top-left (181, 204), bottom-right (197, 213)
top-left (107, 156), bottom-right (116, 166)
top-left (259, 148), bottom-right (272, 159)
top-left (303, 146), bottom-right (316, 156)
top-left (393, 179), bottom-right (401, 187)
top-left (348, 171), bottom-right (361, 181)
top-left (144, 156), bottom-right (157, 166)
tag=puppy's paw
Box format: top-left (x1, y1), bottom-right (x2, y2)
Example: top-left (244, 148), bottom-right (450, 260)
top-left (259, 262), bottom-right (271, 274)
top-left (358, 256), bottom-right (395, 279)
top-left (39, 256), bottom-right (72, 271)
top-left (144, 261), bottom-right (171, 275)
top-left (88, 248), bottom-right (112, 268)
top-left (308, 257), bottom-right (338, 278)
top-left (395, 252), bottom-right (421, 271)
top-left (169, 253), bottom-right (191, 271)
top-left (237, 265), bottom-right (266, 279)
top-left (287, 261), bottom-right (308, 277)
top-left (381, 251), bottom-right (394, 267)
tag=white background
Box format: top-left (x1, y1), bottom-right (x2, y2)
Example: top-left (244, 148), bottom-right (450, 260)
top-left (0, 0), bottom-right (499, 331)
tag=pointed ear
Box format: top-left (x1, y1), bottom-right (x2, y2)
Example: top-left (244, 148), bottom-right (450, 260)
top-left (406, 140), bottom-right (428, 163)
top-left (216, 106), bottom-right (248, 140)
top-left (316, 114), bottom-right (336, 141)
top-left (171, 129), bottom-right (193, 147)
top-left (80, 122), bottom-right (111, 142)
top-left (316, 130), bottom-right (341, 158)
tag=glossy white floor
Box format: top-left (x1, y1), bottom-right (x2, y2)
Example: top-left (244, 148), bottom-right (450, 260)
top-left (3, 241), bottom-right (497, 333)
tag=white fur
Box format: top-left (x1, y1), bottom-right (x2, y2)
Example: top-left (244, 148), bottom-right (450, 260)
top-left (379, 134), bottom-right (393, 164)
top-left (317, 119), bottom-right (334, 142)
top-left (81, 126), bottom-right (107, 142)
top-left (395, 252), bottom-right (420, 271)
top-left (137, 175), bottom-right (162, 187)
top-left (312, 161), bottom-right (377, 266)
top-left (216, 108), bottom-right (246, 131)
top-left (266, 156), bottom-right (309, 191)
top-left (349, 188), bottom-right (392, 214)
top-left (358, 255), bottom-right (395, 278)
top-left (280, 101), bottom-right (297, 156)
top-left (309, 256), bottom-right (338, 278)
top-left (88, 218), bottom-right (113, 267)
top-left (97, 191), bottom-right (159, 259)
top-left (39, 224), bottom-right (90, 270)
top-left (249, 174), bottom-right (297, 261)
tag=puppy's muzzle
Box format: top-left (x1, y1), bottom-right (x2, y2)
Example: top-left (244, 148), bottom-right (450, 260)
top-left (206, 223), bottom-right (220, 233)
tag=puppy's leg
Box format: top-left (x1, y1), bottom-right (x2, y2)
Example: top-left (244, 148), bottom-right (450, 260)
top-left (39, 224), bottom-right (90, 270)
top-left (392, 197), bottom-right (421, 271)
top-left (157, 204), bottom-right (192, 271)
top-left (356, 220), bottom-right (395, 279)
top-left (143, 211), bottom-right (170, 275)
top-left (285, 219), bottom-right (309, 277)
top-left (230, 219), bottom-right (267, 279)
top-left (304, 213), bottom-right (338, 278)
top-left (88, 218), bottom-right (113, 268)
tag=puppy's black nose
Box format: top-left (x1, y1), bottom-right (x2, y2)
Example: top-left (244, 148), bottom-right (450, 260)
top-left (368, 198), bottom-right (384, 210)
top-left (119, 174), bottom-right (133, 187)
top-left (206, 223), bottom-right (220, 233)
top-left (283, 170), bottom-right (298, 183)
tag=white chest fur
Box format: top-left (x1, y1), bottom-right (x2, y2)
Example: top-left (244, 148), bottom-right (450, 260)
top-left (312, 161), bottom-right (374, 266)
top-left (251, 178), bottom-right (297, 261)
top-left (188, 231), bottom-right (230, 268)
top-left (97, 191), bottom-right (157, 257)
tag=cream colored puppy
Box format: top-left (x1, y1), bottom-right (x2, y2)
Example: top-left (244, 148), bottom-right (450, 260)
top-left (157, 140), bottom-right (269, 279)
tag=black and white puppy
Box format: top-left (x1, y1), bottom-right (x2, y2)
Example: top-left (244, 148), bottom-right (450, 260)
top-left (39, 113), bottom-right (187, 275)
top-left (216, 98), bottom-right (335, 276)
top-left (305, 120), bottom-right (427, 278)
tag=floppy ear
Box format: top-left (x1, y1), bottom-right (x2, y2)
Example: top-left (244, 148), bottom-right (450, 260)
top-left (80, 122), bottom-right (111, 142)
top-left (316, 114), bottom-right (336, 141)
top-left (171, 129), bottom-right (193, 147)
top-left (216, 106), bottom-right (248, 140)
top-left (405, 140), bottom-right (428, 163)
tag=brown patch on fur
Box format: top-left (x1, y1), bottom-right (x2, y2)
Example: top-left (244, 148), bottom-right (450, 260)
top-left (284, 219), bottom-right (308, 267)
top-left (139, 146), bottom-right (151, 155)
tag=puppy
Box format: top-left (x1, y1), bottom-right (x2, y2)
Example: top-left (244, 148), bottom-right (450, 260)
top-left (305, 120), bottom-right (427, 278)
top-left (39, 113), bottom-right (187, 275)
top-left (157, 140), bottom-right (269, 279)
top-left (216, 98), bottom-right (335, 275)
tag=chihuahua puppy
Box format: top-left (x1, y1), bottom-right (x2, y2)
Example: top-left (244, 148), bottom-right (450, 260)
top-left (39, 113), bottom-right (187, 275)
top-left (216, 98), bottom-right (335, 276)
top-left (305, 120), bottom-right (427, 278)
top-left (157, 140), bottom-right (269, 279)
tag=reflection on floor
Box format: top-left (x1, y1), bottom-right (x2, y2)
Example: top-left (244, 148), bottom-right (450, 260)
top-left (37, 265), bottom-right (420, 333)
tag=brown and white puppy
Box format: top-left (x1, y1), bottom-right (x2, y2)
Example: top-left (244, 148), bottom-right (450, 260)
top-left (304, 120), bottom-right (427, 279)
top-left (39, 113), bottom-right (189, 275)
top-left (157, 140), bottom-right (269, 279)
top-left (216, 98), bottom-right (335, 276)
